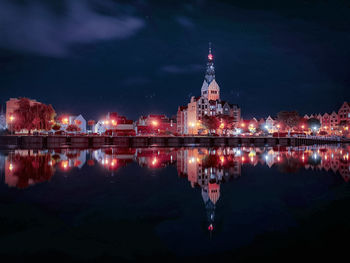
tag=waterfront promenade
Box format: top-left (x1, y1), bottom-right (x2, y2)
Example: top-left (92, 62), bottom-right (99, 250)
top-left (0, 135), bottom-right (348, 149)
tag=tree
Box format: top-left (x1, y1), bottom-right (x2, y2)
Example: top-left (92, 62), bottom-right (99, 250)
top-left (202, 116), bottom-right (221, 135)
top-left (52, 124), bottom-right (61, 131)
top-left (217, 115), bottom-right (235, 135)
top-left (307, 118), bottom-right (321, 133)
top-left (12, 98), bottom-right (56, 133)
top-left (277, 111), bottom-right (300, 130)
top-left (66, 124), bottom-right (80, 133)
top-left (297, 117), bottom-right (308, 131)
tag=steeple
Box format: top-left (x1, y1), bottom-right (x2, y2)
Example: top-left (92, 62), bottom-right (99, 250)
top-left (201, 42), bottom-right (220, 101)
top-left (205, 42), bottom-right (215, 84)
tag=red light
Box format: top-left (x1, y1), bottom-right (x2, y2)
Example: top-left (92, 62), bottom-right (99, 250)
top-left (62, 117), bottom-right (69, 125)
top-left (61, 160), bottom-right (69, 170)
top-left (208, 54), bottom-right (213, 60)
top-left (208, 224), bottom-right (214, 231)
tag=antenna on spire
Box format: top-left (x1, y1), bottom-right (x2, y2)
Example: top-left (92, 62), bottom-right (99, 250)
top-left (208, 42), bottom-right (213, 60)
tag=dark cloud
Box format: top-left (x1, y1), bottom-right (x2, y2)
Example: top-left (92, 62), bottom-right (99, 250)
top-left (0, 0), bottom-right (349, 120)
top-left (0, 0), bottom-right (145, 57)
top-left (161, 64), bottom-right (202, 74)
top-left (175, 16), bottom-right (195, 29)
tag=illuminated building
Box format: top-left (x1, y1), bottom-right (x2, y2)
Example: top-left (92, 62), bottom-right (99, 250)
top-left (338, 102), bottom-right (350, 124)
top-left (136, 114), bottom-right (176, 135)
top-left (0, 106), bottom-right (6, 130)
top-left (177, 43), bottom-right (241, 135)
top-left (96, 112), bottom-right (134, 135)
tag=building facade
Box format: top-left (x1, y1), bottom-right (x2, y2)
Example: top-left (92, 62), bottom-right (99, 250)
top-left (136, 114), bottom-right (176, 135)
top-left (177, 44), bottom-right (241, 135)
top-left (338, 102), bottom-right (350, 125)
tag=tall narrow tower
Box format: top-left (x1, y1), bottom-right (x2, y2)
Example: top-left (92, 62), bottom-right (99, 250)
top-left (201, 42), bottom-right (220, 101)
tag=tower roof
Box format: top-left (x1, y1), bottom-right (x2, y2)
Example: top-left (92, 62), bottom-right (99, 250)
top-left (204, 42), bottom-right (215, 84)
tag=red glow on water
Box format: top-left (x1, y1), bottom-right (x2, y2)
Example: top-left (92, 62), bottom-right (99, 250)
top-left (152, 157), bottom-right (157, 166)
top-left (208, 54), bottom-right (213, 60)
top-left (87, 160), bottom-right (95, 166)
top-left (208, 224), bottom-right (214, 231)
top-left (74, 160), bottom-right (82, 167)
top-left (61, 160), bottom-right (69, 170)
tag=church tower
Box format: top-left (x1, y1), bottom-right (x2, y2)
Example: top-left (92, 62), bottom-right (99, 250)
top-left (201, 43), bottom-right (220, 101)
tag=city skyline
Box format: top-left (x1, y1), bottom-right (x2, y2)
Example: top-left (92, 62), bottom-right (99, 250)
top-left (1, 0), bottom-right (349, 121)
top-left (1, 2), bottom-right (350, 262)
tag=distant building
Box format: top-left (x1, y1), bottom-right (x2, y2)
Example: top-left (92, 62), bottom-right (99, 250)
top-left (69, 115), bottom-right (87, 133)
top-left (0, 106), bottom-right (6, 130)
top-left (329, 111), bottom-right (339, 130)
top-left (136, 114), bottom-right (176, 135)
top-left (58, 114), bottom-right (87, 133)
top-left (338, 102), bottom-right (350, 125)
top-left (265, 116), bottom-right (276, 130)
top-left (95, 112), bottom-right (134, 135)
top-left (322, 113), bottom-right (330, 130)
top-left (177, 106), bottom-right (188, 135)
top-left (94, 120), bottom-right (106, 134)
top-left (177, 44), bottom-right (241, 135)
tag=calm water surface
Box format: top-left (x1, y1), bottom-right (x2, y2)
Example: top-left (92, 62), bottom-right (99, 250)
top-left (0, 146), bottom-right (350, 262)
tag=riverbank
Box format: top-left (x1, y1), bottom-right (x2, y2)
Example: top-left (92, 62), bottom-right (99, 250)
top-left (0, 135), bottom-right (348, 149)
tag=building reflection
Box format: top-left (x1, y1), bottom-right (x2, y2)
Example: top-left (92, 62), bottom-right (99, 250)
top-left (93, 148), bottom-right (135, 171)
top-left (3, 146), bottom-right (349, 187)
top-left (2, 146), bottom-right (349, 234)
top-left (5, 150), bottom-right (55, 188)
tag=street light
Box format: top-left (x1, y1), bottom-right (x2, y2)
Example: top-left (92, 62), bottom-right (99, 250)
top-left (62, 117), bottom-right (69, 125)
top-left (189, 122), bottom-right (195, 135)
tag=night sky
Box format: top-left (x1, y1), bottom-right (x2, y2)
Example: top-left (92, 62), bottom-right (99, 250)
top-left (0, 0), bottom-right (349, 121)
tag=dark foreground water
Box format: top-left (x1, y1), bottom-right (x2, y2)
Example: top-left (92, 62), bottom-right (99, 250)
top-left (0, 146), bottom-right (350, 262)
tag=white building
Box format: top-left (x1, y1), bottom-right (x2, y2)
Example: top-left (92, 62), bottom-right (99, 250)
top-left (0, 107), bottom-right (6, 130)
top-left (60, 114), bottom-right (87, 133)
top-left (69, 115), bottom-right (86, 133)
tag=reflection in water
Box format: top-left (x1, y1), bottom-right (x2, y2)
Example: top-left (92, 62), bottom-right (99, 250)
top-left (1, 146), bottom-right (349, 234)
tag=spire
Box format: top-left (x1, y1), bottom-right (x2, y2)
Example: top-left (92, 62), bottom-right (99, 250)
top-left (205, 42), bottom-right (215, 84)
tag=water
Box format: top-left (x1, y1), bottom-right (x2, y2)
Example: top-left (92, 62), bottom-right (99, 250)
top-left (0, 146), bottom-right (350, 262)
